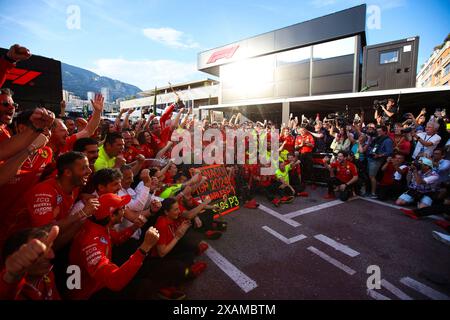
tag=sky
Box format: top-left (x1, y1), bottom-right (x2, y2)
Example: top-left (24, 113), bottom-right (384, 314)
top-left (0, 0), bottom-right (449, 91)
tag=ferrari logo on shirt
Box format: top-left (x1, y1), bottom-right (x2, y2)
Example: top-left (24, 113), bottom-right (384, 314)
top-left (99, 237), bottom-right (108, 244)
top-left (40, 149), bottom-right (49, 159)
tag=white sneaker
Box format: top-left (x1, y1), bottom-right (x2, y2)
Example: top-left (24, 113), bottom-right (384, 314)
top-left (432, 231), bottom-right (450, 247)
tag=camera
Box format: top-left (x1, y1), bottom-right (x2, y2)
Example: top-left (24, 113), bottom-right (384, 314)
top-left (372, 99), bottom-right (387, 111)
top-left (400, 127), bottom-right (413, 134)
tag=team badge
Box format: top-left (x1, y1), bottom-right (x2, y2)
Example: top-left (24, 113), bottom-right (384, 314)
top-left (100, 237), bottom-right (108, 244)
top-left (56, 194), bottom-right (62, 205)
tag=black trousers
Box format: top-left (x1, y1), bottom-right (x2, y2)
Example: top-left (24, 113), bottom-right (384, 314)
top-left (300, 153), bottom-right (313, 182)
top-left (378, 182), bottom-right (407, 201)
top-left (327, 177), bottom-right (356, 201)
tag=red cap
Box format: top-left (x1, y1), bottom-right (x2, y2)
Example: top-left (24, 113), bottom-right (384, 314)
top-left (94, 193), bottom-right (131, 220)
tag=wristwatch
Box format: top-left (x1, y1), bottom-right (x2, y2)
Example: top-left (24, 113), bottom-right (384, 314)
top-left (138, 247), bottom-right (149, 256)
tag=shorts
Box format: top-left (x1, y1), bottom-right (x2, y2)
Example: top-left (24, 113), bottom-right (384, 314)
top-left (398, 192), bottom-right (433, 207)
top-left (367, 159), bottom-right (384, 177)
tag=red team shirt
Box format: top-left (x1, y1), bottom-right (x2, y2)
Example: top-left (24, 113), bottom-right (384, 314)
top-left (68, 220), bottom-right (144, 300)
top-left (295, 133), bottom-right (315, 154)
top-left (25, 177), bottom-right (79, 227)
top-left (330, 161), bottom-right (358, 183)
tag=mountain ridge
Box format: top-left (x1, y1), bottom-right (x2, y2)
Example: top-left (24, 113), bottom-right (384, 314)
top-left (61, 62), bottom-right (142, 101)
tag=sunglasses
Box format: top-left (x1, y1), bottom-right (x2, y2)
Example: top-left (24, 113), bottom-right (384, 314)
top-left (1, 101), bottom-right (18, 108)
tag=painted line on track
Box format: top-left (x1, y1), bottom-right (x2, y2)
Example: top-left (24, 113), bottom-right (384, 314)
top-left (381, 279), bottom-right (413, 300)
top-left (307, 246), bottom-right (356, 275)
top-left (258, 204), bottom-right (301, 227)
top-left (400, 277), bottom-right (450, 300)
top-left (205, 244), bottom-right (258, 293)
top-left (262, 226), bottom-right (307, 244)
top-left (314, 234), bottom-right (360, 257)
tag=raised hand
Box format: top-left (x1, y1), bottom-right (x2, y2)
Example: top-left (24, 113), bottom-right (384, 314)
top-left (91, 93), bottom-right (104, 113)
top-left (3, 225), bottom-right (59, 283)
top-left (30, 107), bottom-right (55, 129)
top-left (7, 44), bottom-right (32, 62)
top-left (140, 227), bottom-right (160, 252)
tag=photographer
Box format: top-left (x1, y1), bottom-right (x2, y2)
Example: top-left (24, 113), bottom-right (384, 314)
top-left (367, 126), bottom-right (394, 198)
top-left (395, 157), bottom-right (439, 209)
top-left (374, 98), bottom-right (397, 127)
top-left (323, 151), bottom-right (358, 201)
top-left (330, 128), bottom-right (351, 156)
top-left (390, 123), bottom-right (412, 158)
top-left (377, 154), bottom-right (409, 201)
top-left (411, 122), bottom-right (441, 159)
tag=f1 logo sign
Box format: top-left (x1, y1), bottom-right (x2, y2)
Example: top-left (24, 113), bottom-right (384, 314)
top-left (6, 67), bottom-right (42, 85)
top-left (207, 45), bottom-right (239, 64)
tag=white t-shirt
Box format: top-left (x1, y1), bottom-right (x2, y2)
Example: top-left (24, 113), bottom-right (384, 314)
top-left (394, 165), bottom-right (408, 181)
top-left (412, 133), bottom-right (441, 159)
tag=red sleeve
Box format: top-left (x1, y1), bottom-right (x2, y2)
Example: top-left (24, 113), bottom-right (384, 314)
top-left (64, 135), bottom-right (78, 152)
top-left (81, 238), bottom-right (144, 292)
top-left (295, 136), bottom-right (302, 147)
top-left (0, 268), bottom-right (25, 300)
top-left (109, 227), bottom-right (136, 245)
top-left (160, 103), bottom-right (175, 130)
top-left (330, 162), bottom-right (338, 169)
top-left (0, 57), bottom-right (15, 88)
top-left (350, 163), bottom-right (358, 176)
top-left (155, 218), bottom-right (173, 246)
top-left (308, 135), bottom-right (315, 148)
top-left (27, 184), bottom-right (57, 227)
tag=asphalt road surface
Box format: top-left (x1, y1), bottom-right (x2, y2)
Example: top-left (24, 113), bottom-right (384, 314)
top-left (184, 186), bottom-right (450, 300)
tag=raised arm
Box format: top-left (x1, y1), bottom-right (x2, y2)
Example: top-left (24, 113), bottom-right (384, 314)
top-left (76, 93), bottom-right (104, 139)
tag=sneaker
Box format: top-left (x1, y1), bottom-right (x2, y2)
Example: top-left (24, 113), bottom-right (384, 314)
top-left (297, 192), bottom-right (309, 197)
top-left (211, 221), bottom-right (227, 232)
top-left (323, 193), bottom-right (336, 200)
top-left (157, 287), bottom-right (186, 300)
top-left (432, 231), bottom-right (450, 247)
top-left (434, 220), bottom-right (450, 232)
top-left (197, 242), bottom-right (209, 255)
top-left (244, 201), bottom-right (258, 209)
top-left (272, 198), bottom-right (281, 207)
top-left (189, 261), bottom-right (207, 278)
top-left (205, 230), bottom-right (222, 240)
top-left (248, 199), bottom-right (260, 207)
top-left (400, 208), bottom-right (419, 220)
top-left (369, 194), bottom-right (378, 199)
top-left (281, 196), bottom-right (294, 203)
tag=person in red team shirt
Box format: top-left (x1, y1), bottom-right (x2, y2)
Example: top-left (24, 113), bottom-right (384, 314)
top-left (0, 109), bottom-right (54, 221)
top-left (323, 151), bottom-right (359, 201)
top-left (1, 152), bottom-right (99, 256)
top-left (68, 193), bottom-right (160, 300)
top-left (0, 226), bottom-right (60, 300)
top-left (295, 126), bottom-right (315, 184)
top-left (280, 127), bottom-right (295, 155)
top-left (47, 93), bottom-right (104, 160)
top-left (0, 89), bottom-right (55, 186)
top-left (0, 44), bottom-right (32, 88)
top-left (135, 131), bottom-right (155, 159)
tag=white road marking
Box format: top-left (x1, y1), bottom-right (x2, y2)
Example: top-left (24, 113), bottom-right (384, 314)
top-left (307, 246), bottom-right (356, 275)
top-left (400, 277), bottom-right (450, 300)
top-left (285, 200), bottom-right (344, 219)
top-left (262, 226), bottom-right (307, 244)
top-left (205, 244), bottom-right (258, 293)
top-left (367, 289), bottom-right (391, 300)
top-left (258, 204), bottom-right (301, 227)
top-left (381, 279), bottom-right (413, 300)
top-left (314, 234), bottom-right (360, 257)
top-left (359, 197), bottom-right (402, 209)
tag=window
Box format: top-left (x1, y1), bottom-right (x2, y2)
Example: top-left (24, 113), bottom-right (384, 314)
top-left (312, 36), bottom-right (355, 60)
top-left (277, 46), bottom-right (310, 66)
top-left (380, 50), bottom-right (399, 64)
top-left (444, 64), bottom-right (450, 77)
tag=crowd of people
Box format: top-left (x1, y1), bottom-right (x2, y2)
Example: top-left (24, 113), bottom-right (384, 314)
top-left (0, 43), bottom-right (449, 300)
